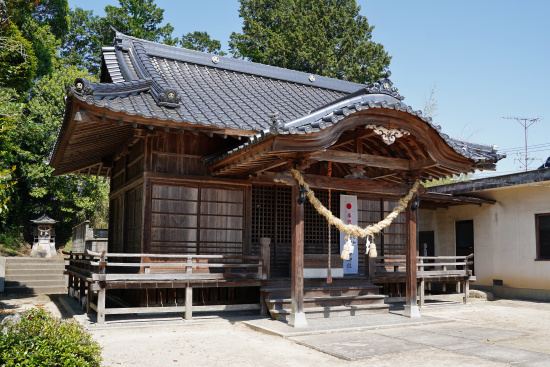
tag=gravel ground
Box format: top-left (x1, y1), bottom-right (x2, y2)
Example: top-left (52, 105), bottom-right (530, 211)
top-left (2, 295), bottom-right (550, 366)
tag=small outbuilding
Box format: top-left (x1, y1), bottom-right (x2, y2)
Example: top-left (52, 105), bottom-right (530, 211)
top-left (30, 213), bottom-right (58, 258)
top-left (423, 168), bottom-right (550, 301)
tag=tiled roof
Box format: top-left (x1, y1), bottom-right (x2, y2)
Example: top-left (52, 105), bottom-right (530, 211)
top-left (69, 31), bottom-right (359, 132)
top-left (63, 30), bottom-right (504, 168)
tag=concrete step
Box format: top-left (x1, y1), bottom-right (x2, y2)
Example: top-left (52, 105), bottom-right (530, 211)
top-left (270, 304), bottom-right (390, 321)
top-left (6, 265), bottom-right (66, 273)
top-left (266, 294), bottom-right (386, 310)
top-left (5, 258), bottom-right (65, 264)
top-left (6, 279), bottom-right (67, 288)
top-left (4, 285), bottom-right (67, 295)
top-left (5, 268), bottom-right (66, 276)
top-left (5, 274), bottom-right (66, 281)
top-left (6, 263), bottom-right (65, 269)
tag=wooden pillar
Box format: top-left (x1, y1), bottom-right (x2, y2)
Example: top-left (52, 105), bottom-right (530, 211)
top-left (260, 237), bottom-right (271, 316)
top-left (185, 285), bottom-right (193, 320)
top-left (97, 285), bottom-right (106, 324)
top-left (404, 201), bottom-right (420, 318)
top-left (289, 185), bottom-right (307, 327)
top-left (260, 237), bottom-right (271, 280)
top-left (86, 283), bottom-right (93, 314)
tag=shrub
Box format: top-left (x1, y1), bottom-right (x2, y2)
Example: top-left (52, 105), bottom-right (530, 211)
top-left (0, 308), bottom-right (102, 366)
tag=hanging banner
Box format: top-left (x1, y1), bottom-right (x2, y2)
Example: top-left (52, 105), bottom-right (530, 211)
top-left (340, 195), bottom-right (358, 274)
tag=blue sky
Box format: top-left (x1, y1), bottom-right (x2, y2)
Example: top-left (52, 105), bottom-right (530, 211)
top-left (69, 0), bottom-right (550, 177)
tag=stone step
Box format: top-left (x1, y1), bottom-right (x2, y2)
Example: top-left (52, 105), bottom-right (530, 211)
top-left (5, 258), bottom-right (65, 264)
top-left (5, 274), bottom-right (66, 281)
top-left (4, 285), bottom-right (67, 295)
top-left (6, 264), bottom-right (66, 271)
top-left (266, 294), bottom-right (385, 310)
top-left (270, 304), bottom-right (390, 321)
top-left (6, 279), bottom-right (67, 288)
top-left (5, 268), bottom-right (66, 276)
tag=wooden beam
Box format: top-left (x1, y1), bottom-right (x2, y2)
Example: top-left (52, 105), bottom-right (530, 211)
top-left (254, 171), bottom-right (427, 195)
top-left (311, 150), bottom-right (410, 170)
top-left (310, 150), bottom-right (436, 172)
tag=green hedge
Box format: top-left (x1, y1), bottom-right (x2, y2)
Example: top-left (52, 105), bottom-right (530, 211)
top-left (0, 308), bottom-right (102, 366)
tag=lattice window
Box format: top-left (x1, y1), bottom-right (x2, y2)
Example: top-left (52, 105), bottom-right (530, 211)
top-left (304, 189), bottom-right (340, 255)
top-left (382, 200), bottom-right (406, 256)
top-left (252, 185), bottom-right (292, 275)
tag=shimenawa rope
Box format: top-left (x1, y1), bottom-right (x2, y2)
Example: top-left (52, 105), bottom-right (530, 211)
top-left (290, 168), bottom-right (420, 260)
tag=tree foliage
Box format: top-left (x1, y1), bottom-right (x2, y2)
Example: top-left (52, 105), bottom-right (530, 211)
top-left (103, 0), bottom-right (176, 45)
top-left (61, 0), bottom-right (178, 75)
top-left (229, 0), bottom-right (391, 84)
top-left (181, 31), bottom-right (226, 55)
top-left (0, 1), bottom-right (109, 247)
top-left (0, 24), bottom-right (37, 92)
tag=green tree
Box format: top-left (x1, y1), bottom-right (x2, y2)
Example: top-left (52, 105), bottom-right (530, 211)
top-left (0, 24), bottom-right (38, 93)
top-left (180, 31), bottom-right (227, 55)
top-left (62, 0), bottom-right (177, 76)
top-left (229, 0), bottom-right (391, 84)
top-left (0, 89), bottom-right (22, 215)
top-left (60, 7), bottom-right (102, 74)
top-left (102, 0), bottom-right (177, 45)
top-left (2, 66), bottom-right (109, 245)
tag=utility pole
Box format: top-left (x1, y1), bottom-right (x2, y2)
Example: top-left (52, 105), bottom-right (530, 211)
top-left (503, 116), bottom-right (541, 171)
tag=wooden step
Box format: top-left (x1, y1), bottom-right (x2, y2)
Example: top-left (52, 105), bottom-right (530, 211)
top-left (266, 294), bottom-right (385, 310)
top-left (270, 304), bottom-right (390, 321)
top-left (262, 285), bottom-right (381, 298)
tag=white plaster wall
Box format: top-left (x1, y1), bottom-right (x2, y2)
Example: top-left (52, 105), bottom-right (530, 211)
top-left (419, 184), bottom-right (550, 290)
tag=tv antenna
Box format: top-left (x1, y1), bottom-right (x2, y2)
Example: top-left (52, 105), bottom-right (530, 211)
top-left (503, 116), bottom-right (541, 171)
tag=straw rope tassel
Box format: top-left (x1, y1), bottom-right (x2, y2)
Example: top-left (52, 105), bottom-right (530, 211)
top-left (289, 168), bottom-right (420, 259)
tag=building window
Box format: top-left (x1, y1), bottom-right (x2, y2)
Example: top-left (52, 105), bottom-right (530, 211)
top-left (536, 214), bottom-right (550, 260)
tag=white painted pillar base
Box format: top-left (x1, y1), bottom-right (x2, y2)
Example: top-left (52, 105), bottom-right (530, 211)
top-left (288, 312), bottom-right (308, 328)
top-left (403, 305), bottom-right (421, 318)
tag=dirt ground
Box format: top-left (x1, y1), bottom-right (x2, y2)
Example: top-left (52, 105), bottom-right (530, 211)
top-left (2, 295), bottom-right (550, 366)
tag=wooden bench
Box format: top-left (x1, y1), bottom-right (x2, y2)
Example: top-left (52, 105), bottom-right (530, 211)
top-left (65, 251), bottom-right (265, 324)
top-left (366, 254), bottom-right (474, 306)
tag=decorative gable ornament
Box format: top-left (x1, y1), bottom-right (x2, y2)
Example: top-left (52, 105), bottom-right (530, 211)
top-left (366, 124), bottom-right (410, 145)
top-left (364, 70), bottom-right (404, 101)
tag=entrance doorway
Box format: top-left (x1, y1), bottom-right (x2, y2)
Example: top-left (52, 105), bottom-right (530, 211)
top-left (455, 220), bottom-right (474, 274)
top-left (419, 231), bottom-right (434, 257)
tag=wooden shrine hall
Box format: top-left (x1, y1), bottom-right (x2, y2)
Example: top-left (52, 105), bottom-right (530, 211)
top-left (51, 31), bottom-right (504, 325)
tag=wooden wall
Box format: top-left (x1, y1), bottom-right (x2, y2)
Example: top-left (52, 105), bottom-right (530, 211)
top-left (149, 183), bottom-right (245, 256)
top-left (108, 138), bottom-right (145, 253)
top-left (108, 131), bottom-right (237, 254)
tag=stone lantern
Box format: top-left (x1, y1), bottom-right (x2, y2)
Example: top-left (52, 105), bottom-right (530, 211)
top-left (30, 213), bottom-right (58, 258)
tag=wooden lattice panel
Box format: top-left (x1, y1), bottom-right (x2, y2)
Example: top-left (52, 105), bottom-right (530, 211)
top-left (125, 185), bottom-right (143, 253)
top-left (151, 185), bottom-right (199, 254)
top-left (304, 189), bottom-right (340, 255)
top-left (199, 187), bottom-right (244, 256)
top-left (382, 200), bottom-right (406, 256)
top-left (109, 196), bottom-right (124, 253)
top-left (251, 185), bottom-right (292, 275)
top-left (150, 184), bottom-right (245, 256)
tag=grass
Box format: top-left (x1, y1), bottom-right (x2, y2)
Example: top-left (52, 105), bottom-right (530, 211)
top-left (0, 233), bottom-right (23, 256)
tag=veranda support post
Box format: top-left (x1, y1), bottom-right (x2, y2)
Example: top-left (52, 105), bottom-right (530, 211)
top-left (260, 237), bottom-right (271, 316)
top-left (289, 184), bottom-right (307, 328)
top-left (404, 200), bottom-right (420, 318)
